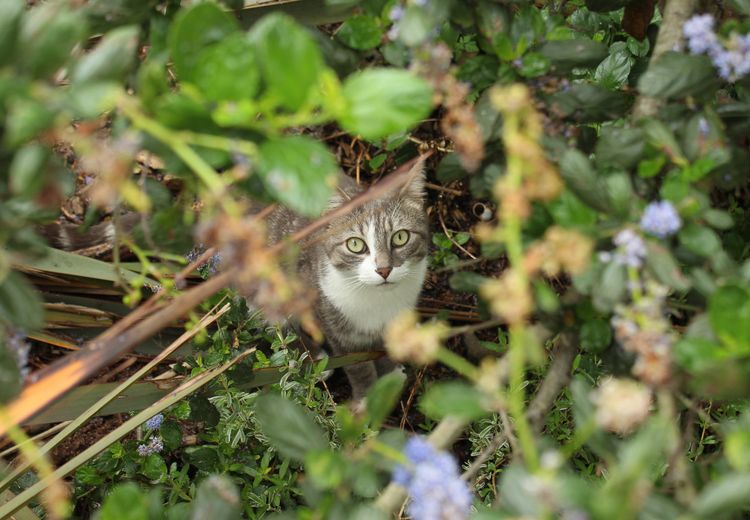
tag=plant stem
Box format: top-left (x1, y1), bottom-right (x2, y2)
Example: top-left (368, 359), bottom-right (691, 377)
top-left (436, 346), bottom-right (480, 381)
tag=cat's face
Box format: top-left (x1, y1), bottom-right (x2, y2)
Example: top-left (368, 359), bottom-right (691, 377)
top-left (322, 172), bottom-right (429, 289)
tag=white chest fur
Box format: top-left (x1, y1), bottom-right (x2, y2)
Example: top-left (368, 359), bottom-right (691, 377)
top-left (320, 258), bottom-right (428, 335)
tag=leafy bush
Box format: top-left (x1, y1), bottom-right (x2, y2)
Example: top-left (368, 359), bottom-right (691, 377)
top-left (3, 0), bottom-right (750, 519)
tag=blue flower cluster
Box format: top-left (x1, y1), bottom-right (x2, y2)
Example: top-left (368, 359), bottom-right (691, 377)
top-left (392, 437), bottom-right (472, 520)
top-left (137, 436), bottom-right (163, 457)
top-left (145, 413), bottom-right (164, 431)
top-left (640, 201), bottom-right (682, 238)
top-left (684, 14), bottom-right (750, 81)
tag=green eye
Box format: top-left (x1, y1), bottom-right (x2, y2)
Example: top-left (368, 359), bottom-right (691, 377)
top-left (392, 229), bottom-right (410, 247)
top-left (346, 237), bottom-right (366, 254)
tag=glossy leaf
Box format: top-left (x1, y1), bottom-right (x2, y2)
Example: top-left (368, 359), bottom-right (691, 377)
top-left (339, 68), bottom-right (433, 140)
top-left (254, 393), bottom-right (327, 461)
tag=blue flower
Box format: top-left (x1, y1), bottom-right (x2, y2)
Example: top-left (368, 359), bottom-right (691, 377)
top-left (389, 5), bottom-right (404, 21)
top-left (640, 201), bottom-right (682, 238)
top-left (684, 14), bottom-right (720, 55)
top-left (137, 436), bottom-right (164, 456)
top-left (391, 436), bottom-right (472, 520)
top-left (145, 414), bottom-right (164, 431)
top-left (683, 14), bottom-right (750, 82)
top-left (602, 229), bottom-right (647, 268)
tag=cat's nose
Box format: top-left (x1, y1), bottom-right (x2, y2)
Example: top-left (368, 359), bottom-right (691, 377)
top-left (375, 267), bottom-right (392, 280)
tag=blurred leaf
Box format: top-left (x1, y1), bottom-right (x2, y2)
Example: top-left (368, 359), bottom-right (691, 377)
top-left (559, 149), bottom-right (611, 213)
top-left (72, 25), bottom-right (139, 85)
top-left (140, 453), bottom-right (167, 482)
top-left (305, 450), bottom-right (348, 490)
top-left (339, 68), bottom-right (433, 140)
top-left (645, 241), bottom-right (691, 292)
top-left (420, 381), bottom-right (489, 421)
top-left (257, 135), bottom-right (337, 217)
top-left (0, 339), bottom-right (22, 403)
top-left (580, 319), bottom-right (612, 353)
top-left (99, 482), bottom-right (150, 520)
top-left (189, 33), bottom-right (261, 102)
top-left (594, 261), bottom-right (626, 312)
top-left (595, 126), bottom-right (645, 169)
top-left (678, 224), bottom-right (721, 257)
top-left (336, 15), bottom-right (382, 50)
top-left (549, 83), bottom-right (631, 123)
top-left (185, 446), bottom-right (221, 472)
top-left (20, 2), bottom-right (88, 78)
top-left (449, 271), bottom-right (491, 293)
top-left (9, 143), bottom-right (49, 199)
top-left (540, 39), bottom-right (608, 73)
top-left (549, 190), bottom-right (598, 228)
top-left (637, 52), bottom-right (718, 99)
top-left (366, 370), bottom-right (405, 430)
top-left (4, 98), bottom-right (57, 148)
top-left (708, 285), bottom-right (750, 350)
top-left (249, 13), bottom-right (323, 110)
top-left (0, 0), bottom-right (25, 67)
top-left (192, 475), bottom-right (241, 520)
top-left (254, 393), bottom-right (327, 461)
top-left (674, 337), bottom-right (726, 372)
top-left (168, 3), bottom-right (238, 80)
top-left (0, 271), bottom-right (43, 331)
top-left (693, 473), bottom-right (750, 519)
top-left (436, 153), bottom-right (467, 182)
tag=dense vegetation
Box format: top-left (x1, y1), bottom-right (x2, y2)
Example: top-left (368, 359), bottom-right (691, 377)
top-left (2, 0), bottom-right (750, 518)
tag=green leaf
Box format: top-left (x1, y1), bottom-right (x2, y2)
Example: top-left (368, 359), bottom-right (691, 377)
top-left (257, 136), bottom-right (337, 217)
top-left (594, 50), bottom-right (633, 89)
top-left (160, 421), bottom-right (182, 451)
top-left (140, 453), bottom-right (167, 482)
top-left (339, 68), bottom-right (433, 140)
top-left (674, 337), bottom-right (727, 372)
top-left (703, 209), bottom-right (734, 230)
top-left (519, 52), bottom-right (550, 78)
top-left (549, 83), bottom-right (631, 123)
top-left (708, 285), bottom-right (750, 350)
top-left (168, 2), bottom-right (238, 80)
top-left (9, 143), bottom-right (49, 199)
top-left (539, 39), bottom-right (608, 73)
top-left (189, 33), bottom-right (261, 102)
top-left (420, 381), bottom-right (489, 421)
top-left (336, 15), bottom-right (383, 50)
top-left (693, 473), bottom-right (750, 519)
top-left (595, 126), bottom-right (645, 169)
top-left (249, 13), bottom-right (323, 111)
top-left (559, 149), bottom-right (610, 213)
top-left (449, 271), bottom-right (491, 293)
top-left (637, 52), bottom-right (718, 99)
top-left (678, 223), bottom-right (721, 257)
top-left (645, 241), bottom-right (691, 292)
top-left (549, 189), bottom-right (598, 228)
top-left (593, 260), bottom-right (626, 312)
top-left (305, 450), bottom-right (348, 490)
top-left (20, 2), bottom-right (88, 78)
top-left (192, 475), bottom-right (241, 520)
top-left (0, 271), bottom-right (43, 331)
top-left (365, 371), bottom-right (405, 430)
top-left (4, 98), bottom-right (56, 148)
top-left (0, 339), bottom-right (22, 403)
top-left (254, 393), bottom-right (327, 461)
top-left (72, 25), bottom-right (139, 85)
top-left (99, 482), bottom-right (150, 520)
top-left (0, 0), bottom-right (25, 67)
top-left (580, 319), bottom-right (612, 353)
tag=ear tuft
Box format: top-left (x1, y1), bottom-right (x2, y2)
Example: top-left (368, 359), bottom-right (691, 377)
top-left (399, 157), bottom-right (427, 201)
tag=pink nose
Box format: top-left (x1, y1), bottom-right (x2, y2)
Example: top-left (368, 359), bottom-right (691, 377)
top-left (375, 267), bottom-right (392, 280)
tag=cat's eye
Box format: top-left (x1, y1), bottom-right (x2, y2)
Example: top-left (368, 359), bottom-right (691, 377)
top-left (391, 229), bottom-right (410, 247)
top-left (346, 237), bottom-right (366, 254)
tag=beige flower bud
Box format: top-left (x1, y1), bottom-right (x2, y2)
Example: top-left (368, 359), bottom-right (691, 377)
top-left (480, 271), bottom-right (532, 325)
top-left (594, 377), bottom-right (652, 435)
top-left (385, 311), bottom-right (449, 365)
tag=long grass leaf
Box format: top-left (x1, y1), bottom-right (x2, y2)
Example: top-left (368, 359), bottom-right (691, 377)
top-left (0, 349), bottom-right (252, 519)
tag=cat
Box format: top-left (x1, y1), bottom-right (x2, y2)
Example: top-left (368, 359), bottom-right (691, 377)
top-left (265, 161), bottom-right (429, 400)
top-left (39, 160), bottom-right (430, 400)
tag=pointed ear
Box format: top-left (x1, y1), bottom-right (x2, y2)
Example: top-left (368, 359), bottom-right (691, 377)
top-left (399, 158), bottom-right (426, 201)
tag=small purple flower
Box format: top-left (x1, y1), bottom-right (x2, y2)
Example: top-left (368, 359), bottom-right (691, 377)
top-left (640, 201), bottom-right (682, 238)
top-left (391, 436), bottom-right (472, 520)
top-left (697, 117), bottom-right (710, 137)
top-left (389, 5), bottom-right (404, 21)
top-left (137, 436), bottom-right (164, 456)
top-left (145, 414), bottom-right (164, 431)
top-left (683, 14), bottom-right (720, 55)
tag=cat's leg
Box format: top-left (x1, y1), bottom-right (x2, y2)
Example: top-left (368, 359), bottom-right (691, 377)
top-left (343, 361), bottom-right (379, 401)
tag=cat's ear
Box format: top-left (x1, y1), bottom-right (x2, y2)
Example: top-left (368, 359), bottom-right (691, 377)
top-left (399, 158), bottom-right (426, 201)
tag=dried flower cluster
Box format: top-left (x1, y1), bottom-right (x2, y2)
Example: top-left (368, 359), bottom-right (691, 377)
top-left (612, 281), bottom-right (675, 386)
top-left (524, 226), bottom-right (594, 277)
top-left (385, 311), bottom-right (449, 365)
top-left (594, 377), bottom-right (652, 435)
top-left (480, 270), bottom-right (533, 326)
top-left (411, 42), bottom-right (485, 171)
